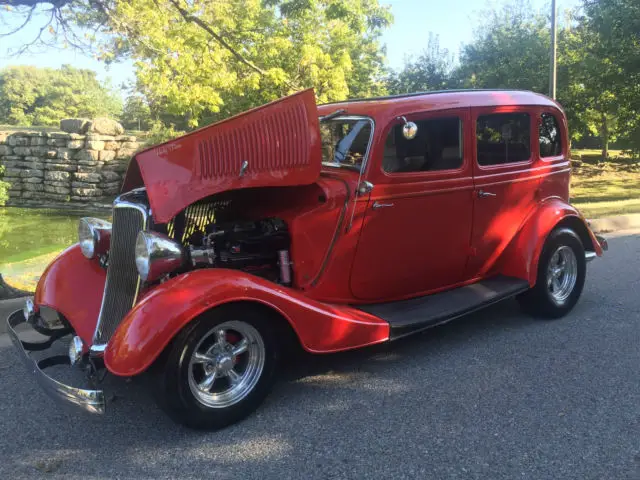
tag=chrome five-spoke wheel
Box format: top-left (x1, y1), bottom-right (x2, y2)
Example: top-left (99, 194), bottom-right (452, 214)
top-left (188, 321), bottom-right (265, 408)
top-left (517, 228), bottom-right (586, 319)
top-left (546, 245), bottom-right (578, 306)
top-left (157, 305), bottom-right (278, 430)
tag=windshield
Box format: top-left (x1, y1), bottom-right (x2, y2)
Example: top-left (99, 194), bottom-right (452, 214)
top-left (320, 118), bottom-right (372, 171)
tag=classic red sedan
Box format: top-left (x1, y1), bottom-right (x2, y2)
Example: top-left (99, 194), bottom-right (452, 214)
top-left (8, 89), bottom-right (607, 429)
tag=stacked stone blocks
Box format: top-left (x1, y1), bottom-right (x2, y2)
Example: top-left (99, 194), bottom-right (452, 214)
top-left (0, 129), bottom-right (140, 209)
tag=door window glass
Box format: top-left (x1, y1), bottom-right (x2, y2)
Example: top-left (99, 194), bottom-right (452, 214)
top-left (476, 113), bottom-right (531, 166)
top-left (383, 117), bottom-right (462, 173)
top-left (320, 118), bottom-right (372, 172)
top-left (539, 113), bottom-right (562, 157)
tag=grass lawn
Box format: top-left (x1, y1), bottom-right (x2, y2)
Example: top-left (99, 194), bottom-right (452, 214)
top-left (570, 151), bottom-right (640, 218)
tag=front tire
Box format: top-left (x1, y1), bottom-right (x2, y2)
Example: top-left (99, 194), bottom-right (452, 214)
top-left (157, 304), bottom-right (278, 430)
top-left (518, 228), bottom-right (586, 319)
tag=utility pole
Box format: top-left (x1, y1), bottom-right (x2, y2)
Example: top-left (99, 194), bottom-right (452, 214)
top-left (549, 0), bottom-right (557, 99)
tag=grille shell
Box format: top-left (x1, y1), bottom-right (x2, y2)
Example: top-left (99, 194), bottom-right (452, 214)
top-left (92, 199), bottom-right (147, 347)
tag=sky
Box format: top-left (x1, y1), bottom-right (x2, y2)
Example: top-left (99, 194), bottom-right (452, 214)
top-left (0, 0), bottom-right (582, 94)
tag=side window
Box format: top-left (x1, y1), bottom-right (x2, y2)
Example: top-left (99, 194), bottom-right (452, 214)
top-left (539, 112), bottom-right (562, 157)
top-left (476, 113), bottom-right (531, 166)
top-left (383, 117), bottom-right (463, 173)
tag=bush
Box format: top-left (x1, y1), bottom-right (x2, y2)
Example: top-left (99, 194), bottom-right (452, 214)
top-left (143, 121), bottom-right (186, 147)
top-left (0, 164), bottom-right (9, 206)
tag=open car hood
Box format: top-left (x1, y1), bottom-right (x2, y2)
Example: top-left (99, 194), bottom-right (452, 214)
top-left (122, 89), bottom-right (322, 223)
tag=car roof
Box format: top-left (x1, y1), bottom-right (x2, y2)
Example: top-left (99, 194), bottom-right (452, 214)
top-left (317, 89), bottom-right (562, 118)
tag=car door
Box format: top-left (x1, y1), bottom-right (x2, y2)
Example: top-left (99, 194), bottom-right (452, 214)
top-left (350, 109), bottom-right (475, 301)
top-left (467, 107), bottom-right (541, 279)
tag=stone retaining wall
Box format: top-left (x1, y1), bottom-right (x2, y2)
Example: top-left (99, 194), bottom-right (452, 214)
top-left (0, 130), bottom-right (140, 209)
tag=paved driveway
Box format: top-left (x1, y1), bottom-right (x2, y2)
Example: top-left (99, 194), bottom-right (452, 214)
top-left (0, 230), bottom-right (638, 479)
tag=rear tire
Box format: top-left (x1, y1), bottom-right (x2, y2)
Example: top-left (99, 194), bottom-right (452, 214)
top-left (517, 228), bottom-right (586, 319)
top-left (156, 304), bottom-right (278, 430)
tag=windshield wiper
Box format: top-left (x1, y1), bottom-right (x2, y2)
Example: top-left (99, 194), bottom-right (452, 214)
top-left (319, 109), bottom-right (346, 122)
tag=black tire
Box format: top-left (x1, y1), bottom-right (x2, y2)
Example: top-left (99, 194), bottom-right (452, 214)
top-left (156, 304), bottom-right (279, 430)
top-left (517, 228), bottom-right (586, 319)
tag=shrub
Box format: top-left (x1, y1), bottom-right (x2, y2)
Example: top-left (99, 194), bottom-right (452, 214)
top-left (143, 121), bottom-right (185, 147)
top-left (0, 164), bottom-right (9, 206)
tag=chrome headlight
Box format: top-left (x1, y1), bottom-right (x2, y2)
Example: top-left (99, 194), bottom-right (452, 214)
top-left (135, 231), bottom-right (185, 282)
top-left (78, 217), bottom-right (112, 259)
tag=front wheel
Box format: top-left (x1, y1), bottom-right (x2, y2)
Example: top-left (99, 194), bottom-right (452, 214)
top-left (156, 305), bottom-right (278, 430)
top-left (518, 228), bottom-right (586, 319)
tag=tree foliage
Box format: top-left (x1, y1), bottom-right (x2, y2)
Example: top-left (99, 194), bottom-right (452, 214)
top-left (454, 2), bottom-right (551, 93)
top-left (0, 0), bottom-right (638, 158)
top-left (120, 94), bottom-right (152, 131)
top-left (92, 0), bottom-right (392, 128)
top-left (582, 0), bottom-right (640, 154)
top-left (387, 34), bottom-right (453, 94)
top-left (0, 65), bottom-right (122, 126)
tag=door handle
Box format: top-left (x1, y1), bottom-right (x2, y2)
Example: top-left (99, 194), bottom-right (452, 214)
top-left (372, 201), bottom-right (394, 209)
top-left (478, 190), bottom-right (497, 198)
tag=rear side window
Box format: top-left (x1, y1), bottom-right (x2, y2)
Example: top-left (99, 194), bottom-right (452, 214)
top-left (539, 113), bottom-right (562, 157)
top-left (383, 117), bottom-right (463, 173)
top-left (476, 113), bottom-right (531, 166)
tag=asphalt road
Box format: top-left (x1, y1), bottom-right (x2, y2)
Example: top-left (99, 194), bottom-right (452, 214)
top-left (0, 230), bottom-right (638, 479)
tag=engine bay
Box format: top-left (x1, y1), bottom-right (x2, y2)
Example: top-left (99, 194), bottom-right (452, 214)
top-left (162, 204), bottom-right (292, 285)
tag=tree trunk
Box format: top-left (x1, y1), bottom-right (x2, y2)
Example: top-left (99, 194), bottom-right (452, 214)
top-left (600, 114), bottom-right (609, 163)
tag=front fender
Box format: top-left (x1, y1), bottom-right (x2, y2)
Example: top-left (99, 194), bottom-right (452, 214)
top-left (35, 244), bottom-right (105, 346)
top-left (497, 198), bottom-right (602, 285)
top-left (104, 269), bottom-right (390, 377)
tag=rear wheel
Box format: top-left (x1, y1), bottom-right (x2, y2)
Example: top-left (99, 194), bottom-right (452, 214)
top-left (518, 228), bottom-right (586, 319)
top-left (157, 304), bottom-right (278, 430)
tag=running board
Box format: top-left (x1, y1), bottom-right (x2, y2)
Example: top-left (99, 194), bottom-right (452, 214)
top-left (354, 276), bottom-right (530, 340)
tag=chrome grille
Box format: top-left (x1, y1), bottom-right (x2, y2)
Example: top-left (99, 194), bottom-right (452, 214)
top-left (92, 202), bottom-right (147, 346)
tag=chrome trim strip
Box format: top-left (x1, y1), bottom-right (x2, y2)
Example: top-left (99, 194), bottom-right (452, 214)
top-left (6, 309), bottom-right (106, 414)
top-left (585, 251), bottom-right (597, 263)
top-left (91, 193), bottom-right (149, 352)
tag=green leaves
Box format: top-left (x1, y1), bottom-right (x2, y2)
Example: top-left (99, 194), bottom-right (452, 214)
top-left (98, 0), bottom-right (391, 128)
top-left (0, 165), bottom-right (8, 207)
top-left (0, 65), bottom-right (122, 127)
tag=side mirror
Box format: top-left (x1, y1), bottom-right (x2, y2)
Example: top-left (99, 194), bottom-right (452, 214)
top-left (398, 116), bottom-right (418, 140)
top-left (357, 181), bottom-right (374, 195)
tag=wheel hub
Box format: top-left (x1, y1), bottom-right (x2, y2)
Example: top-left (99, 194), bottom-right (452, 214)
top-left (216, 354), bottom-right (234, 374)
top-left (546, 245), bottom-right (578, 306)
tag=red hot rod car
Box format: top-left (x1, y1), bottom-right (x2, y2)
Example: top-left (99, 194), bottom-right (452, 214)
top-left (8, 89), bottom-right (607, 429)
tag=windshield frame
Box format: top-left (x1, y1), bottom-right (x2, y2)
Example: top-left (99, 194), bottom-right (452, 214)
top-left (320, 115), bottom-right (375, 174)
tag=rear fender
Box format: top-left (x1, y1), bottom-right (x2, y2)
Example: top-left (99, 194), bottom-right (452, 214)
top-left (497, 198), bottom-right (602, 286)
top-left (104, 269), bottom-right (389, 377)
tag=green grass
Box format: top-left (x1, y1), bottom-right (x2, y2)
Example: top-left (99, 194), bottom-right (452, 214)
top-left (572, 148), bottom-right (626, 159)
top-left (570, 157), bottom-right (640, 218)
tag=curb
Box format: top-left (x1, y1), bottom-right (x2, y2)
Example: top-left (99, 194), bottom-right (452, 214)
top-left (588, 213), bottom-right (640, 233)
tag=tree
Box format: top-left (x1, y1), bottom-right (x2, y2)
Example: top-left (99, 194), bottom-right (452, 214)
top-left (0, 65), bottom-right (122, 126)
top-left (561, 21), bottom-right (620, 160)
top-left (453, 2), bottom-right (550, 92)
top-left (387, 34), bottom-right (453, 94)
top-left (1, 0), bottom-right (393, 128)
top-left (121, 94), bottom-right (152, 131)
top-left (107, 0), bottom-right (392, 127)
top-left (581, 0), bottom-right (640, 154)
